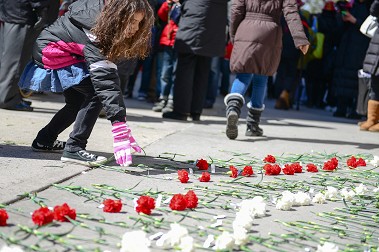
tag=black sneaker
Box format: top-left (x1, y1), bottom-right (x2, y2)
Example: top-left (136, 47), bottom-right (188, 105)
top-left (32, 139), bottom-right (66, 152)
top-left (61, 150), bottom-right (107, 167)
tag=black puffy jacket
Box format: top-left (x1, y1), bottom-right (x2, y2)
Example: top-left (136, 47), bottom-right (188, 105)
top-left (0, 0), bottom-right (49, 25)
top-left (363, 0), bottom-right (379, 76)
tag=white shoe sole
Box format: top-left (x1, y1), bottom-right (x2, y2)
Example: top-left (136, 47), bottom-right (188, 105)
top-left (61, 157), bottom-right (108, 167)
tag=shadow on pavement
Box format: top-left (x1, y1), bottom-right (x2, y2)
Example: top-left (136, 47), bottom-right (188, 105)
top-left (237, 136), bottom-right (378, 150)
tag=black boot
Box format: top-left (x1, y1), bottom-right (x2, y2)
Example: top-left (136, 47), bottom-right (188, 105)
top-left (246, 106), bottom-right (264, 136)
top-left (224, 93), bottom-right (245, 140)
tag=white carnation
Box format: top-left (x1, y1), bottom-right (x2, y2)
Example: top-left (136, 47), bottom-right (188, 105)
top-left (233, 210), bottom-right (254, 230)
top-left (294, 192), bottom-right (311, 206)
top-left (373, 187), bottom-right (379, 193)
top-left (233, 226), bottom-right (249, 246)
top-left (340, 188), bottom-right (356, 201)
top-left (325, 186), bottom-right (338, 200)
top-left (0, 246), bottom-right (24, 252)
top-left (213, 231), bottom-right (234, 251)
top-left (354, 184), bottom-right (368, 195)
top-left (120, 230), bottom-right (151, 252)
top-left (369, 156), bottom-right (379, 167)
top-left (316, 242), bottom-right (339, 252)
top-left (156, 223), bottom-right (189, 248)
top-left (312, 192), bottom-right (326, 204)
top-left (276, 198), bottom-right (293, 211)
top-left (179, 236), bottom-right (194, 252)
top-left (239, 196), bottom-right (266, 218)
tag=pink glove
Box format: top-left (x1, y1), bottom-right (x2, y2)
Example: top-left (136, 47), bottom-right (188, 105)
top-left (112, 122), bottom-right (142, 166)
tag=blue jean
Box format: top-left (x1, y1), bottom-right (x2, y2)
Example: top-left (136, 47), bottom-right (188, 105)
top-left (159, 46), bottom-right (177, 99)
top-left (230, 73), bottom-right (268, 109)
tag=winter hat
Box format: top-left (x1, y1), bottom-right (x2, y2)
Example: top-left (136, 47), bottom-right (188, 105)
top-left (323, 1), bottom-right (336, 11)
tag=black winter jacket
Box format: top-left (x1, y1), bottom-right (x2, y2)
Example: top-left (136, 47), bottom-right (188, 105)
top-left (0, 0), bottom-right (49, 25)
top-left (174, 0), bottom-right (228, 57)
top-left (33, 0), bottom-right (126, 122)
top-left (363, 0), bottom-right (379, 76)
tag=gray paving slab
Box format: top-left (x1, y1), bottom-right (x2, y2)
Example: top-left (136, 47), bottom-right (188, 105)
top-left (0, 93), bottom-right (378, 251)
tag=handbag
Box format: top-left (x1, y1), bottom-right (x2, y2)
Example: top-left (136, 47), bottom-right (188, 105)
top-left (312, 32), bottom-right (325, 59)
top-left (356, 69), bottom-right (371, 116)
top-left (360, 15), bottom-right (378, 38)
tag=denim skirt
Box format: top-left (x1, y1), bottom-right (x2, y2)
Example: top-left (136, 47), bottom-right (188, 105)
top-left (18, 61), bottom-right (90, 93)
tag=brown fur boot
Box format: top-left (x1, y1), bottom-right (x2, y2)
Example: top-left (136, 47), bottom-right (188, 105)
top-left (359, 100), bottom-right (379, 131)
top-left (275, 90), bottom-right (290, 110)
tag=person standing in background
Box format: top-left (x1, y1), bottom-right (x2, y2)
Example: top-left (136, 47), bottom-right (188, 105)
top-left (332, 0), bottom-right (372, 119)
top-left (225, 0), bottom-right (309, 140)
top-left (0, 0), bottom-right (58, 111)
top-left (162, 0), bottom-right (228, 121)
top-left (360, 0), bottom-right (379, 132)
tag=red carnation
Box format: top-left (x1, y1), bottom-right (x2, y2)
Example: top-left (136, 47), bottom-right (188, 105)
top-left (229, 165), bottom-right (238, 178)
top-left (103, 199), bottom-right (122, 213)
top-left (347, 156), bottom-right (357, 168)
top-left (136, 196), bottom-right (155, 215)
top-left (347, 156), bottom-right (366, 168)
top-left (0, 209), bottom-right (9, 226)
top-left (282, 164), bottom-right (295, 175)
top-left (196, 159), bottom-right (209, 170)
top-left (306, 163), bottom-right (318, 173)
top-left (264, 164), bottom-right (281, 175)
top-left (357, 158), bottom-right (366, 166)
top-left (263, 155), bottom-right (276, 163)
top-left (178, 169), bottom-right (189, 183)
top-left (199, 172), bottom-right (211, 182)
top-left (53, 203), bottom-right (76, 222)
top-left (241, 166), bottom-right (254, 177)
top-left (323, 157), bottom-right (338, 171)
top-left (291, 162), bottom-right (302, 173)
top-left (185, 190), bottom-right (198, 209)
top-left (331, 157), bottom-right (339, 167)
top-left (169, 194), bottom-right (188, 211)
top-left (32, 207), bottom-right (54, 226)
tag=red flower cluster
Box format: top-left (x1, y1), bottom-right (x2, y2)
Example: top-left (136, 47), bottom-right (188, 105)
top-left (241, 166), bottom-right (254, 177)
top-left (346, 156), bottom-right (366, 169)
top-left (199, 172), bottom-right (211, 182)
top-left (263, 155), bottom-right (276, 163)
top-left (178, 169), bottom-right (189, 183)
top-left (103, 199), bottom-right (122, 213)
top-left (291, 162), bottom-right (303, 173)
top-left (169, 190), bottom-right (198, 211)
top-left (264, 164), bottom-right (281, 175)
top-left (283, 164), bottom-right (295, 175)
top-left (306, 163), bottom-right (319, 173)
top-left (323, 157), bottom-right (338, 171)
top-left (136, 196), bottom-right (155, 215)
top-left (229, 165), bottom-right (239, 178)
top-left (32, 207), bottom-right (54, 226)
top-left (196, 159), bottom-right (209, 170)
top-left (0, 209), bottom-right (9, 226)
top-left (54, 203), bottom-right (76, 222)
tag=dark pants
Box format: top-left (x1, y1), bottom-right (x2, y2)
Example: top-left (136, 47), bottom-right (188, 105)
top-left (173, 53), bottom-right (211, 115)
top-left (36, 78), bottom-right (103, 152)
top-left (370, 75), bottom-right (379, 101)
top-left (274, 56), bottom-right (299, 97)
top-left (0, 22), bottom-right (39, 108)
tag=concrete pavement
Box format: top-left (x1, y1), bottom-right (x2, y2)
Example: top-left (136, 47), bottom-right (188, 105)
top-left (0, 93), bottom-right (378, 251)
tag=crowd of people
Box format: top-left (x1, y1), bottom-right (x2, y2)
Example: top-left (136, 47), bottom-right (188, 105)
top-left (0, 0), bottom-right (378, 167)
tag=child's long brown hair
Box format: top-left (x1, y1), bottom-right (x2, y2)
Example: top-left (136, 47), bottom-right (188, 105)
top-left (92, 0), bottom-right (154, 62)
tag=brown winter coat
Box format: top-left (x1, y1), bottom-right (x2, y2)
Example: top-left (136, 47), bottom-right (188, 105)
top-left (230, 0), bottom-right (309, 76)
